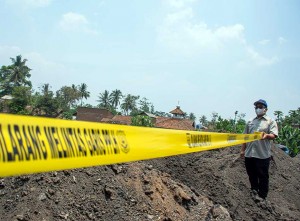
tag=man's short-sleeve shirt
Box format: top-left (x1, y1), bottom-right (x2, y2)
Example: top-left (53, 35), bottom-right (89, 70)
top-left (243, 115), bottom-right (278, 159)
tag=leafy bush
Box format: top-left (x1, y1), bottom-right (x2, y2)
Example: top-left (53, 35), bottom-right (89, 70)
top-left (276, 125), bottom-right (300, 157)
top-left (131, 115), bottom-right (154, 127)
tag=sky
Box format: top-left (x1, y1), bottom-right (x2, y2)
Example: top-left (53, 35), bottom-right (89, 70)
top-left (1, 0), bottom-right (300, 121)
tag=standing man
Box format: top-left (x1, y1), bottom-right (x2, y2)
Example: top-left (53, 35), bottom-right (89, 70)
top-left (240, 99), bottom-right (278, 200)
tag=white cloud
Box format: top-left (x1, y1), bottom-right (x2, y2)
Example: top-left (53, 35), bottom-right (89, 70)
top-left (245, 46), bottom-right (279, 66)
top-left (278, 37), bottom-right (287, 45)
top-left (215, 24), bottom-right (244, 40)
top-left (165, 0), bottom-right (197, 8)
top-left (5, 0), bottom-right (52, 10)
top-left (158, 8), bottom-right (245, 53)
top-left (59, 12), bottom-right (98, 35)
top-left (258, 39), bottom-right (270, 45)
top-left (158, 1), bottom-right (278, 66)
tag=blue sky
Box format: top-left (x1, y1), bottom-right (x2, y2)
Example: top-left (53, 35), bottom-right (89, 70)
top-left (1, 0), bottom-right (299, 121)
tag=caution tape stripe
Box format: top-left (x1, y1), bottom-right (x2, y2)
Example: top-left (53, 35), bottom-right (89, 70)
top-left (0, 114), bottom-right (261, 177)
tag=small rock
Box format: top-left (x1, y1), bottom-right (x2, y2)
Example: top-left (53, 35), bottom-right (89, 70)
top-left (73, 176), bottom-right (77, 183)
top-left (58, 213), bottom-right (69, 219)
top-left (111, 165), bottom-right (123, 174)
top-left (147, 214), bottom-right (154, 219)
top-left (211, 204), bottom-right (231, 219)
top-left (104, 186), bottom-right (115, 199)
top-left (47, 188), bottom-right (55, 196)
top-left (15, 214), bottom-right (26, 221)
top-left (63, 170), bottom-right (70, 176)
top-left (146, 165), bottom-right (153, 170)
top-left (38, 193), bottom-right (47, 201)
top-left (21, 191), bottom-right (28, 197)
top-left (52, 177), bottom-right (60, 184)
top-left (0, 179), bottom-right (5, 189)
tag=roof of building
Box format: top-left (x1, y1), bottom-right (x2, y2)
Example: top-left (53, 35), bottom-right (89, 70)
top-left (155, 117), bottom-right (194, 130)
top-left (75, 107), bottom-right (114, 122)
top-left (102, 115), bottom-right (132, 125)
top-left (1, 95), bottom-right (13, 100)
top-left (75, 107), bottom-right (195, 131)
top-left (169, 106), bottom-right (185, 115)
top-left (139, 111), bottom-right (157, 118)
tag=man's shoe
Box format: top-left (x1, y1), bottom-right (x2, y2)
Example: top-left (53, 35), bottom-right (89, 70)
top-left (250, 190), bottom-right (258, 199)
top-left (253, 193), bottom-right (264, 203)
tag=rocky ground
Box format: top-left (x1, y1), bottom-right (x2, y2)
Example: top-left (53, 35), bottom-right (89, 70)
top-left (0, 144), bottom-right (299, 221)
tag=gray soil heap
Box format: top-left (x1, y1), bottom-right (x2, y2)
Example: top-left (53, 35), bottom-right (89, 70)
top-left (1, 144), bottom-right (299, 221)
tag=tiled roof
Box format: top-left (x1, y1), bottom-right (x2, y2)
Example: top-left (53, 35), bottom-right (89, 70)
top-left (76, 107), bottom-right (114, 122)
top-left (155, 117), bottom-right (194, 130)
top-left (102, 115), bottom-right (132, 125)
top-left (139, 111), bottom-right (157, 118)
top-left (170, 106), bottom-right (185, 115)
top-left (76, 107), bottom-right (195, 130)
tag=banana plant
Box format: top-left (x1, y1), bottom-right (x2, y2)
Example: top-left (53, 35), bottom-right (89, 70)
top-left (276, 125), bottom-right (300, 157)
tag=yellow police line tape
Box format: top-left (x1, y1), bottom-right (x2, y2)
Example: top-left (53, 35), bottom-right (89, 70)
top-left (0, 114), bottom-right (261, 177)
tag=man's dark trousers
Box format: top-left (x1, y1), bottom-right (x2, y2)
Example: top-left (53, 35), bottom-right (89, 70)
top-left (245, 157), bottom-right (270, 199)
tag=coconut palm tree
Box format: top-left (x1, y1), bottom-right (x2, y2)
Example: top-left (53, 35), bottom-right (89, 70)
top-left (41, 83), bottom-right (50, 96)
top-left (8, 55), bottom-right (32, 88)
top-left (0, 55), bottom-right (32, 96)
top-left (110, 89), bottom-right (123, 109)
top-left (199, 115), bottom-right (208, 126)
top-left (78, 83), bottom-right (90, 106)
top-left (274, 110), bottom-right (283, 123)
top-left (121, 94), bottom-right (140, 116)
top-left (97, 90), bottom-right (111, 108)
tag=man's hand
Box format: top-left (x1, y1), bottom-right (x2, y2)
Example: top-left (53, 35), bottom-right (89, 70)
top-left (240, 150), bottom-right (245, 158)
top-left (240, 143), bottom-right (246, 158)
top-left (261, 132), bottom-right (276, 140)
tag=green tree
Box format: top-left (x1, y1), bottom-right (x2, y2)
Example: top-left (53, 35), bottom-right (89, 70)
top-left (110, 89), bottom-right (123, 109)
top-left (9, 86), bottom-right (32, 115)
top-left (131, 115), bottom-right (154, 127)
top-left (150, 104), bottom-right (155, 114)
top-left (56, 85), bottom-right (80, 110)
top-left (215, 116), bottom-right (234, 132)
top-left (32, 84), bottom-right (60, 117)
top-left (189, 112), bottom-right (196, 121)
top-left (199, 115), bottom-right (208, 126)
top-left (210, 112), bottom-right (219, 129)
top-left (121, 94), bottom-right (140, 116)
top-left (154, 111), bottom-right (170, 117)
top-left (0, 65), bottom-right (12, 96)
top-left (274, 110), bottom-right (284, 126)
top-left (78, 83), bottom-right (90, 106)
top-left (0, 55), bottom-right (32, 96)
top-left (97, 90), bottom-right (111, 109)
top-left (139, 97), bottom-right (151, 113)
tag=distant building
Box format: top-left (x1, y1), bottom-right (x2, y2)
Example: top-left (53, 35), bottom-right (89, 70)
top-left (155, 117), bottom-right (195, 130)
top-left (101, 115), bottom-right (132, 125)
top-left (169, 106), bottom-right (185, 118)
top-left (0, 95), bottom-right (13, 113)
top-left (74, 107), bottom-right (114, 122)
top-left (74, 106), bottom-right (195, 131)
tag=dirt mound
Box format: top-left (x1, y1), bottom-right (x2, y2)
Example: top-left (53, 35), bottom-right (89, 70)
top-left (0, 144), bottom-right (299, 221)
top-left (150, 145), bottom-right (300, 221)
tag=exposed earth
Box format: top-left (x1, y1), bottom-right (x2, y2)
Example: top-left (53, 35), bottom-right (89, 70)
top-left (0, 144), bottom-right (300, 221)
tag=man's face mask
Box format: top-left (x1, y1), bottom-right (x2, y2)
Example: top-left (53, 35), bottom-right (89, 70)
top-left (255, 106), bottom-right (266, 116)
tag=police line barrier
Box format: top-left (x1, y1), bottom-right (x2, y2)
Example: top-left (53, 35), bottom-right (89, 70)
top-left (0, 114), bottom-right (261, 177)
